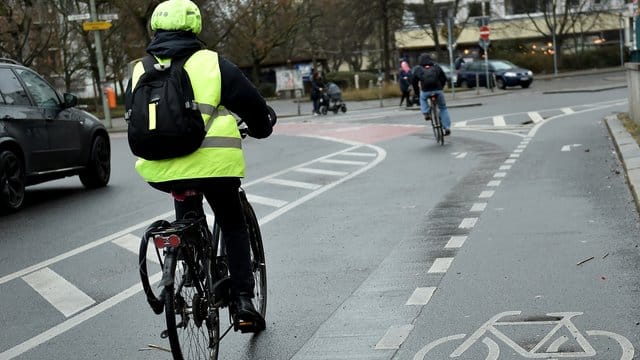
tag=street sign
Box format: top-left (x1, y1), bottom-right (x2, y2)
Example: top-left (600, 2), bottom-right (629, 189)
top-left (479, 38), bottom-right (490, 49)
top-left (82, 21), bottom-right (112, 31)
top-left (68, 13), bottom-right (91, 21)
top-left (99, 14), bottom-right (119, 21)
top-left (479, 25), bottom-right (490, 40)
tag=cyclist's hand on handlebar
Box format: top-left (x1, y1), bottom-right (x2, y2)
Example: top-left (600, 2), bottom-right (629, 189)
top-left (267, 105), bottom-right (277, 127)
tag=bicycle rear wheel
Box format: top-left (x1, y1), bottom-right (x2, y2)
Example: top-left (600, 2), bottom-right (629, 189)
top-left (430, 100), bottom-right (444, 145)
top-left (240, 189), bottom-right (267, 317)
top-left (164, 250), bottom-right (220, 360)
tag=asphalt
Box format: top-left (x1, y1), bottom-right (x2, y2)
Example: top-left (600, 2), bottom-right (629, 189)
top-left (104, 67), bottom-right (640, 213)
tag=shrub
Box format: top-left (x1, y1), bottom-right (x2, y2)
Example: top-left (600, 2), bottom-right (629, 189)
top-left (325, 71), bottom-right (378, 89)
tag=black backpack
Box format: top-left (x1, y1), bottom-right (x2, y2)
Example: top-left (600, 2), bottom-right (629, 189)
top-left (420, 64), bottom-right (441, 90)
top-left (125, 55), bottom-right (207, 160)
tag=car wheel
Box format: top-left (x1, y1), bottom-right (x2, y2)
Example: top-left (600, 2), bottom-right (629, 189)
top-left (80, 134), bottom-right (110, 188)
top-left (496, 78), bottom-right (506, 90)
top-left (0, 150), bottom-right (25, 212)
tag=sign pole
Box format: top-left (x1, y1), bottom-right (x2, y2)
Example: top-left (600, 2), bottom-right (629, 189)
top-left (89, 0), bottom-right (111, 128)
top-left (482, 1), bottom-right (491, 91)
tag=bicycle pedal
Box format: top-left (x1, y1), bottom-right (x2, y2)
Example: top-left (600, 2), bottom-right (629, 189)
top-left (233, 319), bottom-right (265, 333)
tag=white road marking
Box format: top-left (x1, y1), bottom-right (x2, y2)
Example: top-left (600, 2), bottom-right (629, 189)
top-left (319, 159), bottom-right (367, 165)
top-left (22, 268), bottom-right (95, 318)
top-left (517, 144), bottom-right (527, 149)
top-left (509, 153), bottom-right (520, 158)
top-left (112, 234), bottom-right (159, 264)
top-left (454, 121), bottom-right (467, 127)
top-left (479, 190), bottom-right (495, 199)
top-left (492, 116), bottom-right (506, 127)
top-left (341, 151), bottom-right (376, 157)
top-left (494, 172), bottom-right (507, 178)
top-left (528, 111), bottom-right (544, 123)
top-left (246, 194), bottom-right (288, 208)
top-left (406, 287), bottom-right (436, 306)
top-left (561, 144), bottom-right (582, 152)
top-left (562, 107), bottom-right (575, 114)
top-left (294, 167), bottom-right (349, 176)
top-left (375, 324), bottom-right (415, 350)
top-left (456, 152), bottom-right (468, 159)
top-left (513, 149), bottom-right (523, 153)
top-left (445, 236), bottom-right (468, 248)
top-left (264, 178), bottom-right (322, 190)
top-left (459, 218), bottom-right (478, 229)
top-left (504, 159), bottom-right (517, 164)
top-left (428, 258), bottom-right (454, 273)
top-left (2, 272), bottom-right (162, 359)
top-left (470, 203), bottom-right (487, 212)
top-left (500, 165), bottom-right (512, 170)
top-left (487, 180), bottom-right (502, 187)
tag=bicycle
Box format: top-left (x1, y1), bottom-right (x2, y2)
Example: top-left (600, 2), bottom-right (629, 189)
top-left (426, 93), bottom-right (444, 145)
top-left (138, 187), bottom-right (266, 360)
top-left (137, 121), bottom-right (269, 360)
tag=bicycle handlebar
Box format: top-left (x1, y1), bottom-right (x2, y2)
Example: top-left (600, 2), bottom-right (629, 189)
top-left (237, 105), bottom-right (277, 139)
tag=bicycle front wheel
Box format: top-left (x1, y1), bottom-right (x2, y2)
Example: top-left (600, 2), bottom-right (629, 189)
top-left (241, 190), bottom-right (267, 317)
top-left (164, 256), bottom-right (220, 360)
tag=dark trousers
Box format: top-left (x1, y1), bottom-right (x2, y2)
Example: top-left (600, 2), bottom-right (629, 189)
top-left (149, 177), bottom-right (254, 297)
top-left (400, 89), bottom-right (411, 106)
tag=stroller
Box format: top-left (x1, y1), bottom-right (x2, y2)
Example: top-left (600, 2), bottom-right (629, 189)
top-left (319, 82), bottom-right (347, 115)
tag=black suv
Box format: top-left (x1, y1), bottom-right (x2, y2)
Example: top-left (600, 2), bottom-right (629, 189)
top-left (0, 59), bottom-right (110, 212)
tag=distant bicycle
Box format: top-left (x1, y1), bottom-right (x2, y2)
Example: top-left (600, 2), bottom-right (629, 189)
top-left (425, 94), bottom-right (444, 145)
top-left (414, 311), bottom-right (634, 359)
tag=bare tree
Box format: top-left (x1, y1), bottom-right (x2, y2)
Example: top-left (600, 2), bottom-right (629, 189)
top-left (0, 0), bottom-right (54, 67)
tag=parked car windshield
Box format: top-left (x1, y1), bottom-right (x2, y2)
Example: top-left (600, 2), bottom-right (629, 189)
top-left (491, 60), bottom-right (517, 70)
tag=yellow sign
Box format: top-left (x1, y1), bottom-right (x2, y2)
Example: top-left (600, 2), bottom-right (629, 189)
top-left (82, 21), bottom-right (112, 31)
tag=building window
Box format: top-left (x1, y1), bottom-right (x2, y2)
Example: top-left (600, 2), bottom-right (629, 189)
top-left (505, 0), bottom-right (549, 15)
top-left (468, 2), bottom-right (491, 17)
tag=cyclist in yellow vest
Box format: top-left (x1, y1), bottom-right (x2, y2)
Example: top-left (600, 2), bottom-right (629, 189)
top-left (129, 0), bottom-right (274, 332)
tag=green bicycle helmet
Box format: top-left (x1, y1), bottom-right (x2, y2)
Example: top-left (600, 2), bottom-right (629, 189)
top-left (150, 0), bottom-right (202, 35)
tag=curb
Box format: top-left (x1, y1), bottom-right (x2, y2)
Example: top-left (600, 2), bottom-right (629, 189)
top-left (605, 115), bottom-right (640, 213)
top-left (543, 84), bottom-right (628, 94)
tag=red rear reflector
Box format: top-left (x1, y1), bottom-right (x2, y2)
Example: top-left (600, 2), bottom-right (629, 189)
top-left (154, 234), bottom-right (181, 249)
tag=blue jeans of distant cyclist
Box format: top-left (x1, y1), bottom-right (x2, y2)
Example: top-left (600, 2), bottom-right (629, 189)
top-left (420, 90), bottom-right (451, 130)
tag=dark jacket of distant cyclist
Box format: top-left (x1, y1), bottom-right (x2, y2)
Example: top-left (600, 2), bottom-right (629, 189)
top-left (412, 53), bottom-right (447, 92)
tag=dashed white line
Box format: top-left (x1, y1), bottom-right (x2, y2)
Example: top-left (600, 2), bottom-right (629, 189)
top-left (528, 112), bottom-right (544, 123)
top-left (562, 107), bottom-right (575, 114)
top-left (22, 268), bottom-right (95, 318)
top-left (246, 194), bottom-right (288, 208)
top-left (513, 149), bottom-right (524, 153)
top-left (454, 121), bottom-right (467, 127)
top-left (263, 178), bottom-right (322, 190)
top-left (375, 324), bottom-right (415, 350)
top-left (504, 159), bottom-right (517, 164)
top-left (492, 115), bottom-right (506, 127)
top-left (445, 236), bottom-right (468, 248)
top-left (470, 203), bottom-right (487, 212)
top-left (112, 234), bottom-right (159, 264)
top-left (499, 165), bottom-right (512, 170)
top-left (294, 167), bottom-right (349, 176)
top-left (459, 218), bottom-right (478, 229)
top-left (406, 287), bottom-right (436, 306)
top-left (319, 159), bottom-right (367, 165)
top-left (479, 190), bottom-right (495, 199)
top-left (487, 180), bottom-right (502, 187)
top-left (494, 172), bottom-right (507, 178)
top-left (456, 152), bottom-right (468, 159)
top-left (509, 154), bottom-right (520, 158)
top-left (428, 258), bottom-right (454, 273)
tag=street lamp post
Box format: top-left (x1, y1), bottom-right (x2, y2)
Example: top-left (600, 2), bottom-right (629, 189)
top-left (447, 9), bottom-right (456, 99)
top-left (89, 0), bottom-right (111, 128)
top-left (551, 0), bottom-right (558, 76)
top-left (481, 1), bottom-right (490, 91)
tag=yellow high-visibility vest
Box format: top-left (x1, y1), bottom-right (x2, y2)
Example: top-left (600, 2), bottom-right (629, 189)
top-left (130, 50), bottom-right (245, 182)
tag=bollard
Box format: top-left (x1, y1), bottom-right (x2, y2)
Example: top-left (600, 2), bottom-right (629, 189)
top-left (104, 87), bottom-right (116, 109)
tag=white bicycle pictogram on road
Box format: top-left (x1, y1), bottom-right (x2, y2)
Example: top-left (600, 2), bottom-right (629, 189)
top-left (414, 311), bottom-right (635, 359)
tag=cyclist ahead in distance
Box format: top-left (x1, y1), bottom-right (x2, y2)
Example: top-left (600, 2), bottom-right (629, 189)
top-left (127, 0), bottom-right (274, 332)
top-left (412, 53), bottom-right (452, 136)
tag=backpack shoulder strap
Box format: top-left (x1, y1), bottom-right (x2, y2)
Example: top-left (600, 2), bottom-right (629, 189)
top-left (141, 55), bottom-right (157, 73)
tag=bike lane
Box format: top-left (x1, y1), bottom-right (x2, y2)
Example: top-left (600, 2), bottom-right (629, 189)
top-left (393, 106), bottom-right (640, 359)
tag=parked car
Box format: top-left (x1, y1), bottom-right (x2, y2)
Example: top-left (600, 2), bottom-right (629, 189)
top-left (0, 58), bottom-right (111, 212)
top-left (456, 59), bottom-right (533, 89)
top-left (437, 63), bottom-right (457, 88)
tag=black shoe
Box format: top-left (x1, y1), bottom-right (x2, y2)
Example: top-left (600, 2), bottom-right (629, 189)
top-left (424, 114), bottom-right (432, 121)
top-left (230, 294), bottom-right (265, 333)
top-left (444, 129), bottom-right (451, 136)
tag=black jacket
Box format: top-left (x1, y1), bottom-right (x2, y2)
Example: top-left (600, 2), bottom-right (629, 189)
top-left (412, 55), bottom-right (447, 92)
top-left (145, 31), bottom-right (273, 139)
